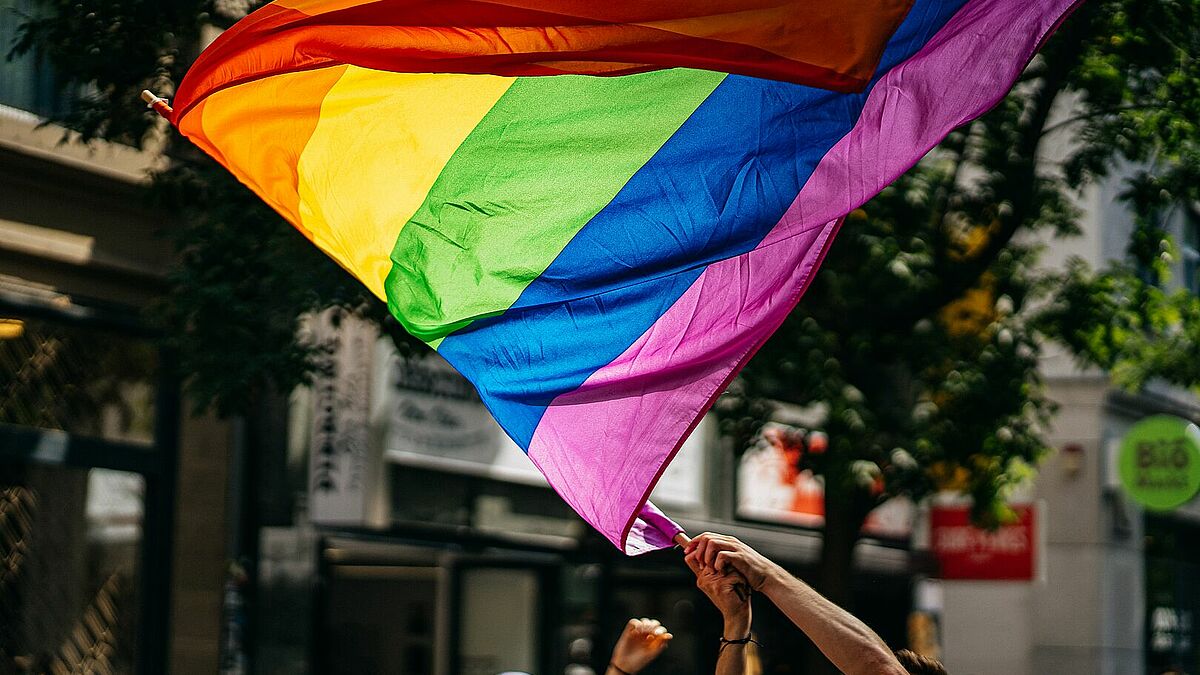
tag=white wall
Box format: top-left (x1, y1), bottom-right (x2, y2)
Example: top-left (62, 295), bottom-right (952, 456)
top-left (941, 581), bottom-right (1035, 675)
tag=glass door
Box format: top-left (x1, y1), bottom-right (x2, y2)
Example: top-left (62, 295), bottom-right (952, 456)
top-left (457, 567), bottom-right (541, 675)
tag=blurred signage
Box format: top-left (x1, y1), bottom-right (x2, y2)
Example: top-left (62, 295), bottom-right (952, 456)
top-left (307, 310), bottom-right (380, 525)
top-left (376, 350), bottom-right (544, 483)
top-left (375, 349), bottom-right (707, 508)
top-left (1118, 415), bottom-right (1200, 511)
top-left (1149, 606), bottom-right (1194, 655)
top-left (737, 423), bottom-right (913, 538)
top-left (85, 469), bottom-right (144, 544)
top-left (930, 504), bottom-right (1035, 580)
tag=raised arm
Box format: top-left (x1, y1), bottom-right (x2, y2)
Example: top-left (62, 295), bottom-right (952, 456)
top-left (684, 553), bottom-right (751, 675)
top-left (685, 533), bottom-right (908, 675)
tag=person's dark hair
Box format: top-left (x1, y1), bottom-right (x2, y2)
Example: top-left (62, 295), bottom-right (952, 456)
top-left (894, 649), bottom-right (948, 675)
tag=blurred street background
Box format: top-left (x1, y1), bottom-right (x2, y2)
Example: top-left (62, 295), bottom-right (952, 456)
top-left (2, 1), bottom-right (1200, 674)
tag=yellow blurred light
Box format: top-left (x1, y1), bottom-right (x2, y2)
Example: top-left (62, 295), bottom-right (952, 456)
top-left (0, 318), bottom-right (24, 340)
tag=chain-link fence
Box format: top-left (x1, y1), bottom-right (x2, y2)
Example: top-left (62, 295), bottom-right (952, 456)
top-left (0, 468), bottom-right (141, 675)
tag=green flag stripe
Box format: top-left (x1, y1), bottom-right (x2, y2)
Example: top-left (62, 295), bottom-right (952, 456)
top-left (383, 68), bottom-right (725, 343)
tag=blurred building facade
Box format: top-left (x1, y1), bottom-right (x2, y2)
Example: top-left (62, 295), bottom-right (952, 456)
top-left (0, 6), bottom-right (236, 672)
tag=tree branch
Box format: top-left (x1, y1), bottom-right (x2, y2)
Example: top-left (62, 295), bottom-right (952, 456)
top-left (1041, 105), bottom-right (1159, 137)
top-left (878, 3), bottom-right (1098, 327)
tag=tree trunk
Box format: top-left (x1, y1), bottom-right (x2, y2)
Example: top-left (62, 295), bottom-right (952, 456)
top-left (819, 491), bottom-right (866, 607)
top-left (804, 483), bottom-right (871, 675)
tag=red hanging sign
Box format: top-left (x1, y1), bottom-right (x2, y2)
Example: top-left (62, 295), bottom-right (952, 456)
top-left (930, 504), bottom-right (1036, 581)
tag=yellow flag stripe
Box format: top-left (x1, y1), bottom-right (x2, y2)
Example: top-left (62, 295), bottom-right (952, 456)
top-left (295, 67), bottom-right (515, 299)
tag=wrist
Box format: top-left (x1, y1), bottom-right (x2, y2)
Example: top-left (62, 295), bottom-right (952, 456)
top-left (758, 562), bottom-right (789, 596)
top-left (722, 608), bottom-right (751, 637)
top-left (607, 663), bottom-right (636, 675)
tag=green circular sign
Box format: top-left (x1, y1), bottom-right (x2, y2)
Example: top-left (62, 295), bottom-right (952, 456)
top-left (1118, 416), bottom-right (1200, 511)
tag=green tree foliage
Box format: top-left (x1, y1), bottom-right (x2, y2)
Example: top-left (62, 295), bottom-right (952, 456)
top-left (7, 0), bottom-right (204, 145)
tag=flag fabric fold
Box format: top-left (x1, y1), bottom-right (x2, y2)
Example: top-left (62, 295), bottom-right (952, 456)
top-left (170, 0), bottom-right (1081, 553)
top-left (172, 0), bottom-right (915, 120)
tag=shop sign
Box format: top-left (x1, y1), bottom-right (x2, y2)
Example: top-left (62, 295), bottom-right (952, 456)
top-left (375, 351), bottom-right (548, 484)
top-left (307, 310), bottom-right (379, 525)
top-left (929, 504), bottom-right (1035, 580)
top-left (1118, 415), bottom-right (1200, 511)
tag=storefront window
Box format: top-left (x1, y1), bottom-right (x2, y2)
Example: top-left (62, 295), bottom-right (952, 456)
top-left (559, 564), bottom-right (602, 674)
top-left (0, 0), bottom-right (63, 117)
top-left (0, 315), bottom-right (157, 445)
top-left (1145, 515), bottom-right (1200, 674)
top-left (0, 465), bottom-right (144, 673)
top-left (313, 538), bottom-right (445, 675)
top-left (610, 575), bottom-right (705, 675)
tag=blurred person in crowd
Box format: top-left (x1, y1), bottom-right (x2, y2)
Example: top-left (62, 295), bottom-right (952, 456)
top-left (563, 635), bottom-right (597, 675)
top-left (684, 532), bottom-right (947, 675)
top-left (893, 649), bottom-right (949, 675)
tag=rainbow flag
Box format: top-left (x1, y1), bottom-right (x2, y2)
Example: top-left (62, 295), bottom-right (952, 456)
top-left (169, 0), bottom-right (1080, 553)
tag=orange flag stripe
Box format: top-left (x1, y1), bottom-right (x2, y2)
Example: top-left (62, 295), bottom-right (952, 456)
top-left (178, 65), bottom-right (348, 236)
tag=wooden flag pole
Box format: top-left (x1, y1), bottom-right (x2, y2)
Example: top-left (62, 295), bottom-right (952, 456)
top-left (673, 532), bottom-right (690, 548)
top-left (140, 90), bottom-right (173, 119)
